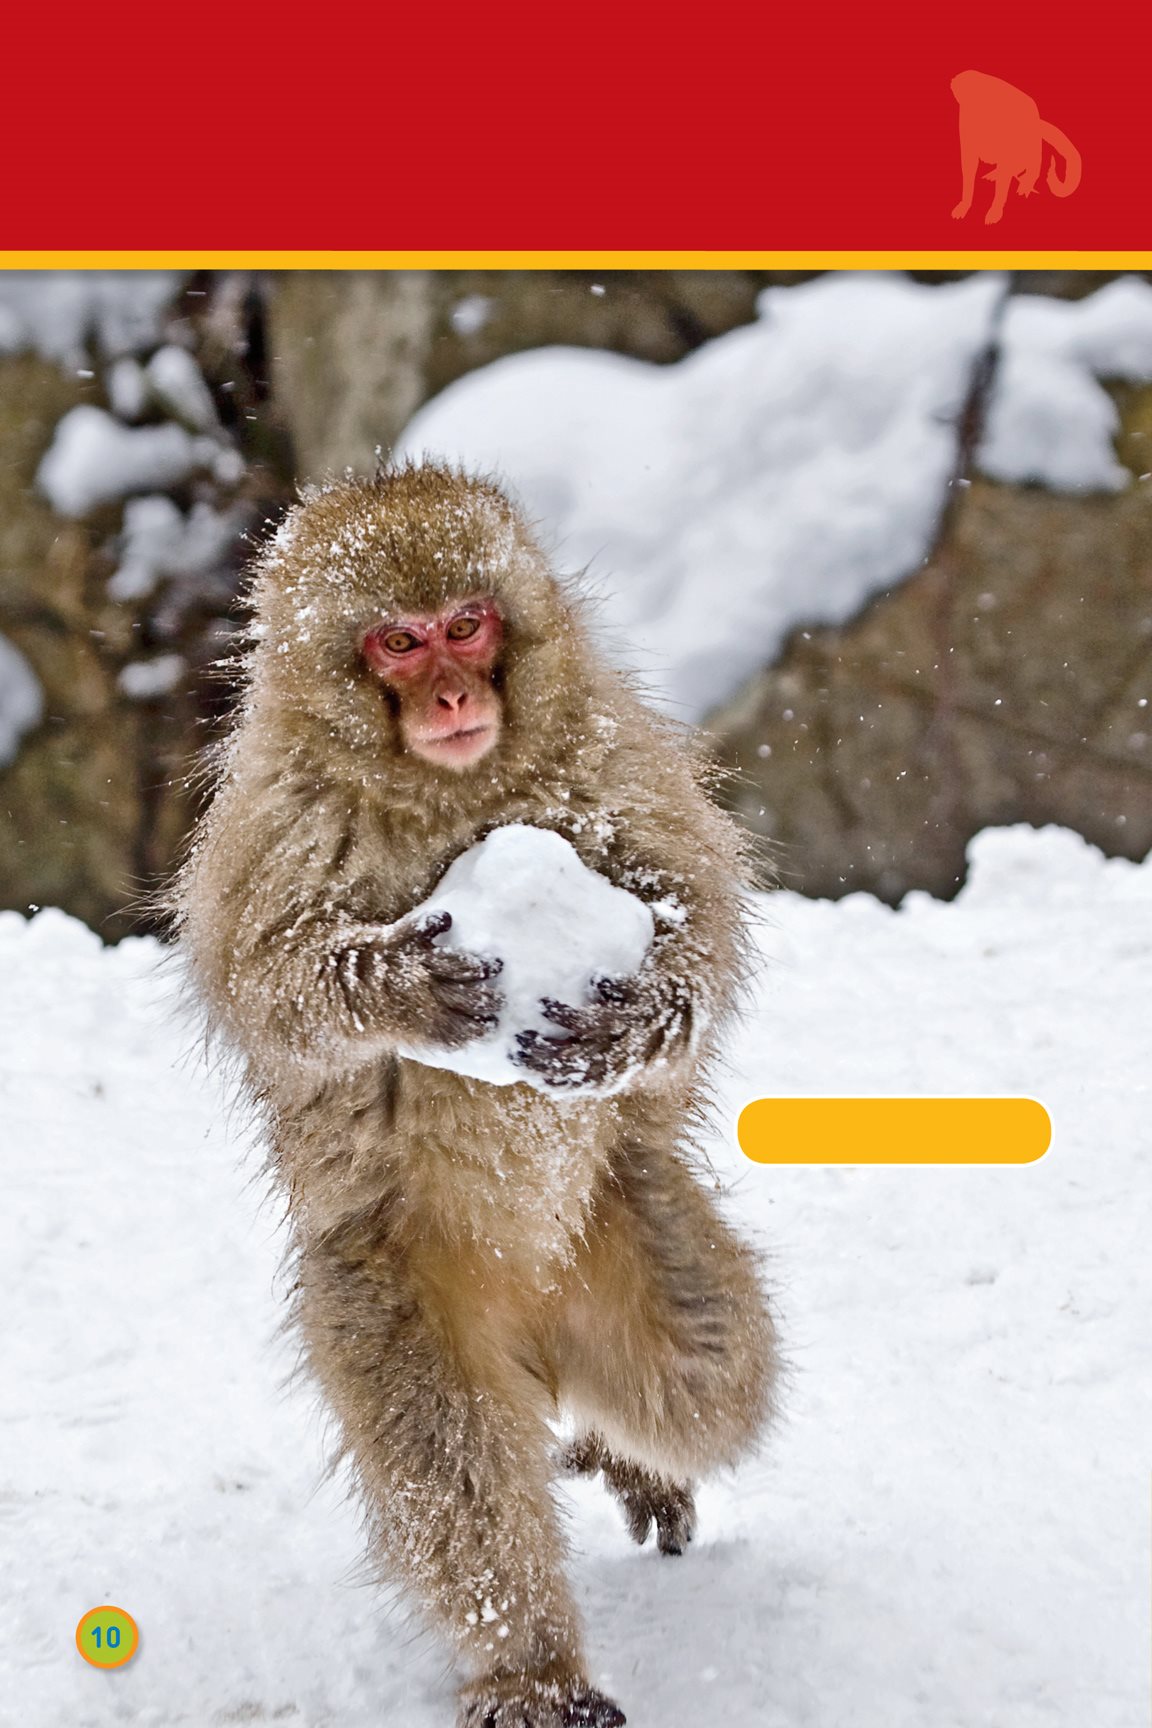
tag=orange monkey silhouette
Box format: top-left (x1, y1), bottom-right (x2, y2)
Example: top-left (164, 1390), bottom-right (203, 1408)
top-left (951, 70), bottom-right (1081, 224)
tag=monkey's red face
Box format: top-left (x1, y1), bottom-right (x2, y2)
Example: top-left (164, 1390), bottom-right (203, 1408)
top-left (362, 598), bottom-right (505, 769)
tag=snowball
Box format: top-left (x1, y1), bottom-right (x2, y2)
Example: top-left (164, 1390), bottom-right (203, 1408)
top-left (0, 634), bottom-right (44, 768)
top-left (398, 825), bottom-right (654, 1090)
top-left (36, 407), bottom-right (220, 517)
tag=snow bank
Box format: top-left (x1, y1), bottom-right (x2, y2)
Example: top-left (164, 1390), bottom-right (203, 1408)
top-left (399, 274), bottom-right (1152, 721)
top-left (398, 824), bottom-right (654, 1087)
top-left (4, 825), bottom-right (1149, 1728)
top-left (400, 273), bottom-right (1004, 720)
top-left (0, 633), bottom-right (44, 767)
top-left (35, 406), bottom-right (232, 517)
top-left (0, 271), bottom-right (183, 364)
top-left (980, 276), bottom-right (1152, 490)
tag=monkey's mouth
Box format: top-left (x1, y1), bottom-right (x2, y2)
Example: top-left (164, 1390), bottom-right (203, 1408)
top-left (410, 724), bottom-right (496, 766)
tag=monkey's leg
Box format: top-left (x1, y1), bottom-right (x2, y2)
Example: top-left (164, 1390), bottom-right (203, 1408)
top-left (560, 1433), bottom-right (696, 1556)
top-left (983, 165), bottom-right (1012, 224)
top-left (552, 1141), bottom-right (778, 1490)
top-left (952, 132), bottom-right (978, 217)
top-left (298, 1232), bottom-right (625, 1728)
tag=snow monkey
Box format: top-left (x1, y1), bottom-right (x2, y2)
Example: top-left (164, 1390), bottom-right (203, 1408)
top-left (173, 465), bottom-right (777, 1728)
top-left (951, 69), bottom-right (1081, 225)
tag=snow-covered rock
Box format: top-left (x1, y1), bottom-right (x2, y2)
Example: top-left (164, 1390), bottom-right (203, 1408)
top-left (0, 633), bottom-right (43, 768)
top-left (0, 271), bottom-right (183, 364)
top-left (400, 274), bottom-right (1005, 720)
top-left (108, 494), bottom-right (242, 601)
top-left (36, 406), bottom-right (223, 517)
top-left (145, 345), bottom-right (219, 432)
top-left (398, 274), bottom-right (1152, 721)
top-left (979, 275), bottom-right (1152, 490)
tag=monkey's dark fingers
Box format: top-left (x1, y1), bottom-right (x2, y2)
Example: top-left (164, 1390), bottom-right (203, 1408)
top-left (538, 999), bottom-right (626, 1040)
top-left (412, 910), bottom-right (453, 944)
top-left (561, 1695), bottom-right (626, 1728)
top-left (514, 1029), bottom-right (559, 1063)
top-left (592, 974), bottom-right (639, 1008)
top-left (459, 1671), bottom-right (623, 1727)
top-left (425, 948), bottom-right (504, 984)
top-left (620, 1499), bottom-right (653, 1547)
top-left (513, 1030), bottom-right (612, 1089)
top-left (434, 980), bottom-right (503, 1024)
top-left (653, 1486), bottom-right (697, 1556)
top-left (462, 1698), bottom-right (536, 1728)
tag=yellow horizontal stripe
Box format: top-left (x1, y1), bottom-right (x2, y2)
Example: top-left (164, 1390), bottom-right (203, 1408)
top-left (738, 1097), bottom-right (1051, 1165)
top-left (0, 251), bottom-right (1148, 271)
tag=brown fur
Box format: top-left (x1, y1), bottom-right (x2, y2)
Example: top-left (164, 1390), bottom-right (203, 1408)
top-left (171, 465), bottom-right (778, 1728)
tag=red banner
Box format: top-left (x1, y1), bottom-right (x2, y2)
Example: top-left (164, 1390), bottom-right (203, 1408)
top-left (2, 2), bottom-right (1145, 251)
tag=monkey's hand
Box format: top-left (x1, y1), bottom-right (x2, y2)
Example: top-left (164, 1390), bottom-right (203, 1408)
top-left (513, 963), bottom-right (695, 1094)
top-left (337, 910), bottom-right (504, 1052)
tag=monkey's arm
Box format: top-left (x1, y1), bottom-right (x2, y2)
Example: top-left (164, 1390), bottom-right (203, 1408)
top-left (254, 904), bottom-right (504, 1072)
top-left (180, 814), bottom-right (502, 1074)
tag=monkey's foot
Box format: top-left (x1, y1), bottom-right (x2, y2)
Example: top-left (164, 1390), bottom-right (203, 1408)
top-left (612, 1469), bottom-right (696, 1556)
top-left (558, 1436), bottom-right (696, 1557)
top-left (951, 201), bottom-right (971, 219)
top-left (459, 1669), bottom-right (626, 1728)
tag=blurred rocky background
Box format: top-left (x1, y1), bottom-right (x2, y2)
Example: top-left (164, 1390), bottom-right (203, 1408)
top-left (0, 268), bottom-right (1149, 936)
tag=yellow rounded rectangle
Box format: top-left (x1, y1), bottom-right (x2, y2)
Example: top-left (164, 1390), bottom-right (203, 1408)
top-left (737, 1097), bottom-right (1051, 1165)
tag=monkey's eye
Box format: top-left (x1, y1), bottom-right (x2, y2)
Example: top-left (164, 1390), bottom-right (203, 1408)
top-left (446, 616), bottom-right (481, 641)
top-left (381, 629), bottom-right (421, 654)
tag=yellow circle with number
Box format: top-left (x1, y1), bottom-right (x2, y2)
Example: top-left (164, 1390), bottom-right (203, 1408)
top-left (76, 1605), bottom-right (139, 1669)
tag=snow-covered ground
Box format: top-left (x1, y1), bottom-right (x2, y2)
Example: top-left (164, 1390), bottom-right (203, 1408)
top-left (3, 824), bottom-right (1149, 1727)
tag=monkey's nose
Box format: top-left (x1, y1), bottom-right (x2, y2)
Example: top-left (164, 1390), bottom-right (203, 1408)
top-left (435, 687), bottom-right (467, 712)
